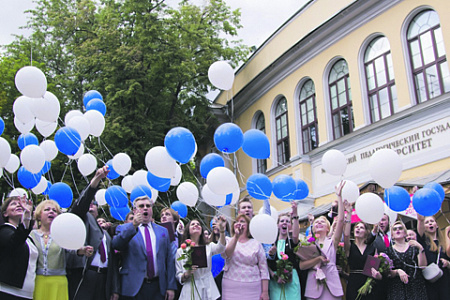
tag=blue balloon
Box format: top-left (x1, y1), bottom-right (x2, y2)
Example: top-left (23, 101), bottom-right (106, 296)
top-left (48, 182), bottom-right (73, 208)
top-left (423, 182), bottom-right (445, 203)
top-left (412, 188), bottom-right (441, 216)
top-left (17, 166), bottom-right (41, 189)
top-left (0, 117), bottom-right (4, 136)
top-left (147, 171), bottom-right (170, 192)
top-left (130, 185), bottom-right (153, 202)
top-left (246, 173), bottom-right (272, 200)
top-left (54, 127), bottom-right (81, 156)
top-left (42, 181), bottom-right (52, 196)
top-left (165, 127), bottom-right (196, 164)
top-left (272, 174), bottom-right (296, 200)
top-left (171, 201), bottom-right (188, 218)
top-left (384, 186), bottom-right (410, 212)
top-left (214, 123), bottom-right (243, 153)
top-left (106, 160), bottom-right (120, 180)
top-left (225, 193), bottom-right (233, 205)
top-left (242, 129), bottom-right (270, 159)
top-left (200, 153), bottom-right (225, 179)
top-left (18, 133), bottom-right (39, 150)
top-left (86, 98), bottom-right (107, 116)
top-left (105, 185), bottom-right (128, 208)
top-left (83, 90), bottom-right (103, 107)
top-left (110, 206), bottom-right (131, 221)
top-left (210, 219), bottom-right (214, 230)
top-left (211, 254), bottom-right (225, 277)
top-left (40, 161), bottom-right (51, 174)
top-left (293, 179), bottom-right (309, 200)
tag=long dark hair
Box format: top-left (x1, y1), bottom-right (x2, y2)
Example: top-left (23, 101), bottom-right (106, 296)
top-left (182, 219), bottom-right (207, 246)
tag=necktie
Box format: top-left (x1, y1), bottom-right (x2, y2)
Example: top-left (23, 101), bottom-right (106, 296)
top-left (144, 224), bottom-right (155, 279)
top-left (99, 240), bottom-right (107, 263)
top-left (383, 234), bottom-right (390, 248)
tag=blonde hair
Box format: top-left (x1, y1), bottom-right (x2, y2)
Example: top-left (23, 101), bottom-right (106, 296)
top-left (312, 216), bottom-right (331, 234)
top-left (390, 221), bottom-right (407, 237)
top-left (34, 200), bottom-right (61, 222)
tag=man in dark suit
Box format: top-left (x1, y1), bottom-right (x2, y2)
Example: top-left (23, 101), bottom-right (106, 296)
top-left (112, 195), bottom-right (176, 300)
top-left (67, 166), bottom-right (119, 300)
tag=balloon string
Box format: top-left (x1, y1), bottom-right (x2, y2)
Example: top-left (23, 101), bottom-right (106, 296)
top-left (68, 161), bottom-right (81, 197)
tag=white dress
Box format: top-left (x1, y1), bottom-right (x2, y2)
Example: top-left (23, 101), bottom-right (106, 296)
top-left (176, 242), bottom-right (226, 300)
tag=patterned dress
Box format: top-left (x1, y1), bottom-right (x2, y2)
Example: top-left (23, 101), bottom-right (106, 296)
top-left (386, 246), bottom-right (428, 300)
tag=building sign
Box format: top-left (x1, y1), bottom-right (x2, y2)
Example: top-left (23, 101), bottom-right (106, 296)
top-left (312, 117), bottom-right (450, 196)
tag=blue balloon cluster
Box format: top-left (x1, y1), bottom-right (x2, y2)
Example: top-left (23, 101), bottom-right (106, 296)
top-left (48, 182), bottom-right (73, 208)
top-left (246, 173), bottom-right (272, 200)
top-left (214, 123), bottom-right (243, 153)
top-left (171, 201), bottom-right (188, 218)
top-left (200, 153), bottom-right (225, 179)
top-left (242, 129), bottom-right (270, 159)
top-left (17, 167), bottom-right (41, 189)
top-left (105, 185), bottom-right (128, 208)
top-left (423, 182), bottom-right (445, 203)
top-left (0, 117), bottom-right (4, 136)
top-left (412, 188), bottom-right (441, 216)
top-left (147, 171), bottom-right (170, 192)
top-left (18, 133), bottom-right (39, 150)
top-left (165, 127), bottom-right (196, 164)
top-left (130, 185), bottom-right (153, 202)
top-left (293, 179), bottom-right (309, 200)
top-left (86, 99), bottom-right (107, 116)
top-left (273, 174), bottom-right (296, 201)
top-left (54, 127), bottom-right (81, 156)
top-left (83, 90), bottom-right (103, 107)
top-left (110, 206), bottom-right (131, 221)
top-left (384, 186), bottom-right (410, 212)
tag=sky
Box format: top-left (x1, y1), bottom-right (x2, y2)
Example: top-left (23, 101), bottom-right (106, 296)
top-left (1, 0), bottom-right (308, 49)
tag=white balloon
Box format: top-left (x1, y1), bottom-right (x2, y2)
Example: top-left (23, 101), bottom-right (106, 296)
top-left (9, 188), bottom-right (28, 198)
top-left (149, 186), bottom-right (159, 203)
top-left (249, 214), bottom-right (278, 244)
top-left (206, 166), bottom-right (239, 195)
top-left (177, 182), bottom-right (199, 207)
top-left (32, 176), bottom-right (48, 194)
top-left (121, 175), bottom-right (135, 193)
top-left (77, 153), bottom-right (97, 176)
top-left (36, 119), bottom-right (57, 137)
top-left (132, 170), bottom-right (151, 187)
top-left (229, 188), bottom-right (240, 205)
top-left (14, 116), bottom-right (35, 133)
top-left (65, 110), bottom-right (83, 125)
top-left (0, 168), bottom-right (2, 179)
top-left (50, 213), bottom-right (86, 250)
top-left (355, 193), bottom-right (385, 224)
top-left (171, 164), bottom-right (182, 186)
top-left (95, 189), bottom-right (107, 206)
top-left (40, 140), bottom-right (58, 161)
top-left (68, 143), bottom-right (85, 159)
top-left (369, 149), bottom-right (402, 188)
top-left (15, 66), bottom-right (47, 98)
top-left (13, 96), bottom-right (34, 123)
top-left (322, 149), bottom-right (347, 176)
top-left (208, 61), bottom-right (235, 91)
top-left (201, 184), bottom-right (226, 206)
top-left (0, 137), bottom-right (12, 168)
top-left (21, 144), bottom-right (46, 173)
top-left (5, 154), bottom-right (20, 173)
top-left (145, 146), bottom-right (177, 178)
top-left (84, 110), bottom-right (105, 137)
top-left (112, 153), bottom-right (132, 176)
top-left (258, 205), bottom-right (279, 221)
top-left (30, 91), bottom-right (60, 122)
top-left (384, 204), bottom-right (398, 225)
top-left (67, 116), bottom-right (90, 141)
top-left (341, 180), bottom-right (360, 204)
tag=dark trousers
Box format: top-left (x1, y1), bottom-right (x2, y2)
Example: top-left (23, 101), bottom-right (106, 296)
top-left (0, 291), bottom-right (30, 300)
top-left (73, 269), bottom-right (107, 300)
top-left (121, 279), bottom-right (162, 300)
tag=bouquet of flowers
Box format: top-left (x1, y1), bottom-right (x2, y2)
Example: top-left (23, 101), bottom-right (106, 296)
top-left (273, 252), bottom-right (293, 300)
top-left (357, 252), bottom-right (393, 300)
top-left (294, 232), bottom-right (323, 261)
top-left (336, 242), bottom-right (349, 277)
top-left (178, 239), bottom-right (200, 299)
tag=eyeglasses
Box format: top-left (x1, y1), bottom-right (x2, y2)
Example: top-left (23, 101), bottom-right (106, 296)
top-left (392, 226), bottom-right (404, 231)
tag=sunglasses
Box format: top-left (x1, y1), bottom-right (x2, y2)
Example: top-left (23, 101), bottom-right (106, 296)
top-left (392, 226), bottom-right (404, 231)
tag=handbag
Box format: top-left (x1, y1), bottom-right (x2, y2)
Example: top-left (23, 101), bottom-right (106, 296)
top-left (422, 250), bottom-right (443, 283)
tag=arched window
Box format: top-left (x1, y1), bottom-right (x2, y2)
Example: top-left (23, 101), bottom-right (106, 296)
top-left (407, 9), bottom-right (450, 103)
top-left (299, 79), bottom-right (318, 153)
top-left (329, 59), bottom-right (354, 139)
top-left (255, 113), bottom-right (267, 173)
top-left (275, 97), bottom-right (290, 165)
top-left (364, 36), bottom-right (398, 122)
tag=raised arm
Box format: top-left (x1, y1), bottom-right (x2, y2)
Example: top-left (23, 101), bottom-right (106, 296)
top-left (343, 201), bottom-right (352, 257)
top-left (291, 201), bottom-right (299, 245)
top-left (417, 214), bottom-right (425, 238)
top-left (332, 181), bottom-right (346, 249)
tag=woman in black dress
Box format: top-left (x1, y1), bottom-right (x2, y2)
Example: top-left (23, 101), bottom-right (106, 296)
top-left (344, 218), bottom-right (382, 300)
top-left (386, 221), bottom-right (428, 300)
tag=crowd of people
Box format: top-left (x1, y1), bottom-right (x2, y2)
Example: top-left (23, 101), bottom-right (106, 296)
top-left (1, 168), bottom-right (450, 300)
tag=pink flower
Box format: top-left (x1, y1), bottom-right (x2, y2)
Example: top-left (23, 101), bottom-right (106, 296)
top-left (280, 252), bottom-right (285, 256)
top-left (283, 269), bottom-right (289, 273)
top-left (338, 242), bottom-right (344, 247)
top-left (282, 254), bottom-right (289, 261)
top-left (191, 241), bottom-right (196, 247)
top-left (180, 243), bottom-right (187, 249)
top-left (307, 236), bottom-right (316, 243)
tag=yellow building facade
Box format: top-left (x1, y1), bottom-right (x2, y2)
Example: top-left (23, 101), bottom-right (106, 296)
top-left (214, 0), bottom-right (450, 217)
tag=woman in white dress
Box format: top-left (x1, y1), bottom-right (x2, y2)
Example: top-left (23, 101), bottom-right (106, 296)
top-left (176, 216), bottom-right (227, 300)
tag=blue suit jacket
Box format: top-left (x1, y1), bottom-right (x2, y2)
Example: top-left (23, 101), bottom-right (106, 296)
top-left (112, 222), bottom-right (177, 297)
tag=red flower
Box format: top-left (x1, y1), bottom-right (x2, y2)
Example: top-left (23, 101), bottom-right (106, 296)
top-left (181, 243), bottom-right (187, 249)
